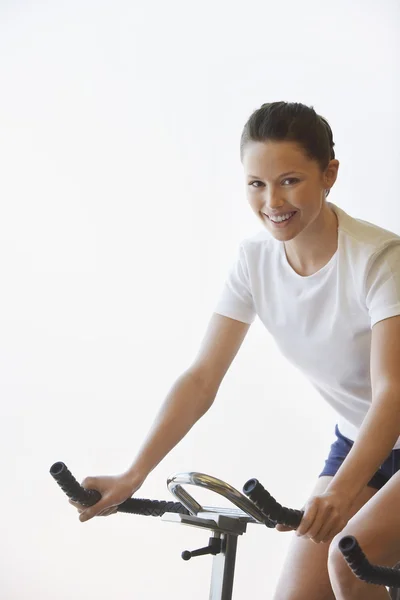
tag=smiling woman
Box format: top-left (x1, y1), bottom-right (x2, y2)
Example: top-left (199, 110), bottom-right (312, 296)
top-left (210, 101), bottom-right (400, 600)
top-left (67, 100), bottom-right (400, 600)
top-left (239, 103), bottom-right (340, 275)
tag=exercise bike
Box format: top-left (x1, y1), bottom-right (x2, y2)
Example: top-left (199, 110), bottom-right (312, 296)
top-left (50, 462), bottom-right (400, 599)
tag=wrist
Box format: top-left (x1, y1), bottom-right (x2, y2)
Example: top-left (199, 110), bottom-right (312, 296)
top-left (325, 483), bottom-right (359, 508)
top-left (123, 465), bottom-right (148, 488)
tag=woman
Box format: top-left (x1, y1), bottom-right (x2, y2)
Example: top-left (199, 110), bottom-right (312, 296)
top-left (69, 102), bottom-right (400, 600)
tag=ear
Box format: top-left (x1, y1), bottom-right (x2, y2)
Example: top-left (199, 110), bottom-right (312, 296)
top-left (324, 159), bottom-right (340, 190)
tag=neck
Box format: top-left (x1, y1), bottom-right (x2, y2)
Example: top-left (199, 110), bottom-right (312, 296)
top-left (284, 203), bottom-right (338, 276)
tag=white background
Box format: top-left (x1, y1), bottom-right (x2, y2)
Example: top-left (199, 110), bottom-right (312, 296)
top-left (0, 0), bottom-right (399, 598)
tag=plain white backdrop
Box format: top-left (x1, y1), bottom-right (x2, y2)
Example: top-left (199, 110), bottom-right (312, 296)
top-left (0, 0), bottom-right (399, 598)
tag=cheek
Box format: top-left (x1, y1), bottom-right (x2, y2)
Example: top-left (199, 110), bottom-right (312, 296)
top-left (248, 197), bottom-right (260, 213)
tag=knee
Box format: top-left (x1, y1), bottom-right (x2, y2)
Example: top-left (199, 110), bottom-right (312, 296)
top-left (327, 535), bottom-right (369, 600)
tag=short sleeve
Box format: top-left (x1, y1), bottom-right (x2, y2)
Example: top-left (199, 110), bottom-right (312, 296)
top-left (214, 244), bottom-right (256, 324)
top-left (365, 241), bottom-right (400, 328)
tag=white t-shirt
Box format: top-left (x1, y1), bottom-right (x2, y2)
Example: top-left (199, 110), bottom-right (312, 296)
top-left (214, 202), bottom-right (400, 449)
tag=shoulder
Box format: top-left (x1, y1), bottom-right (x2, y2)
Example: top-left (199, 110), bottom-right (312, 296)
top-left (334, 203), bottom-right (400, 268)
top-left (333, 205), bottom-right (400, 314)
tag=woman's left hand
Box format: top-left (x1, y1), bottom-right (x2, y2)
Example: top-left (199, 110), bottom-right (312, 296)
top-left (276, 490), bottom-right (353, 544)
top-left (297, 490), bottom-right (353, 543)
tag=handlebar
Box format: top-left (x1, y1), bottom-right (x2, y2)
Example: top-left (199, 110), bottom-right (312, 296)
top-left (50, 462), bottom-right (273, 526)
top-left (166, 471), bottom-right (272, 524)
top-left (339, 535), bottom-right (400, 588)
top-left (244, 478), bottom-right (400, 589)
top-left (50, 461), bottom-right (190, 517)
top-left (243, 478), bottom-right (304, 528)
top-left (50, 462), bottom-right (400, 589)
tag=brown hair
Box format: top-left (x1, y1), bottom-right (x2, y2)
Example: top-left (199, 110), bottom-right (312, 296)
top-left (240, 101), bottom-right (336, 196)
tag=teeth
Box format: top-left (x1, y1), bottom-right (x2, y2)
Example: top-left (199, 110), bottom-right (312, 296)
top-left (269, 212), bottom-right (295, 223)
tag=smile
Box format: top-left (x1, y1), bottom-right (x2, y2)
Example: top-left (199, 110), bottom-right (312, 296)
top-left (264, 211), bottom-right (297, 227)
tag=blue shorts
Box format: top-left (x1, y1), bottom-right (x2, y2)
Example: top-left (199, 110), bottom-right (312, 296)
top-left (319, 424), bottom-right (400, 490)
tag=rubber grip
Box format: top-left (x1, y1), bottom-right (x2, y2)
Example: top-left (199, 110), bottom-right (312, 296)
top-left (50, 461), bottom-right (190, 516)
top-left (244, 478), bottom-right (400, 589)
top-left (339, 536), bottom-right (400, 587)
top-left (242, 478), bottom-right (303, 528)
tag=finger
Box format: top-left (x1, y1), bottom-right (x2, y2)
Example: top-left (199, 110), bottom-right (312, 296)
top-left (297, 502), bottom-right (319, 537)
top-left (104, 508), bottom-right (118, 516)
top-left (306, 511), bottom-right (331, 542)
top-left (79, 498), bottom-right (111, 522)
top-left (69, 499), bottom-right (86, 511)
top-left (315, 520), bottom-right (336, 543)
top-left (314, 508), bottom-right (343, 543)
top-left (318, 528), bottom-right (336, 544)
top-left (98, 507), bottom-right (118, 517)
top-left (308, 522), bottom-right (327, 543)
top-left (320, 517), bottom-right (347, 544)
top-left (81, 476), bottom-right (98, 490)
top-left (275, 524), bottom-right (294, 532)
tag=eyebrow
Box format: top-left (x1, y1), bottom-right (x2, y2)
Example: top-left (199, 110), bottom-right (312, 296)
top-left (247, 171), bottom-right (301, 179)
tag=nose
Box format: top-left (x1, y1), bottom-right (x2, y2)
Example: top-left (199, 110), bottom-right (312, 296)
top-left (264, 190), bottom-right (285, 211)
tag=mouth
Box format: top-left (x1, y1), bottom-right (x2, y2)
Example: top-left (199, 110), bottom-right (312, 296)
top-left (264, 211), bottom-right (298, 227)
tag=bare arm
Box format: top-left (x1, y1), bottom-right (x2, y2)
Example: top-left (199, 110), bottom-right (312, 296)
top-left (126, 313), bottom-right (251, 483)
top-left (70, 314), bottom-right (251, 522)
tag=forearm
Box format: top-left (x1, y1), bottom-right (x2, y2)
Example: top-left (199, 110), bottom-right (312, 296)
top-left (327, 389), bottom-right (400, 503)
top-left (126, 370), bottom-right (216, 483)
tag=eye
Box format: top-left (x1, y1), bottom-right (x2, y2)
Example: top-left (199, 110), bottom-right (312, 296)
top-left (248, 178), bottom-right (299, 188)
top-left (248, 180), bottom-right (263, 188)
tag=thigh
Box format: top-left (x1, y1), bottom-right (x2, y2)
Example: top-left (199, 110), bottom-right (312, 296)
top-left (272, 475), bottom-right (378, 600)
top-left (331, 469), bottom-right (400, 567)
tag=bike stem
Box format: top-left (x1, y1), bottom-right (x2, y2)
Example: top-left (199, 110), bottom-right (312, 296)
top-left (161, 472), bottom-right (267, 600)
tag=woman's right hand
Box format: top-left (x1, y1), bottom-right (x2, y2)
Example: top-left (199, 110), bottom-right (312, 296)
top-left (68, 470), bottom-right (145, 523)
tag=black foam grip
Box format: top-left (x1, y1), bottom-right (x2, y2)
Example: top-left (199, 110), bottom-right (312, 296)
top-left (50, 462), bottom-right (190, 517)
top-left (243, 478), bottom-right (400, 590)
top-left (242, 478), bottom-right (303, 528)
top-left (339, 536), bottom-right (400, 587)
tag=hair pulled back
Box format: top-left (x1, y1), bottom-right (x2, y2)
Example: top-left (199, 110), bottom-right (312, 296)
top-left (240, 101), bottom-right (336, 196)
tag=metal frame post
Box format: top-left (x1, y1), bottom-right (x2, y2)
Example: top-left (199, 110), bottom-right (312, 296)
top-left (209, 532), bottom-right (238, 600)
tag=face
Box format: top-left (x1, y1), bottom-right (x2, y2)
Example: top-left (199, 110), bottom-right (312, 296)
top-left (242, 140), bottom-right (339, 240)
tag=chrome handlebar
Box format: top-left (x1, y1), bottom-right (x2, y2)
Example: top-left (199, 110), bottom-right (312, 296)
top-left (166, 472), bottom-right (267, 524)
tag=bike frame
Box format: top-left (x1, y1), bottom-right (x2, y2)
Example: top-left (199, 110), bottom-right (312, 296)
top-left (163, 472), bottom-right (400, 600)
top-left (50, 462), bottom-right (400, 599)
top-left (163, 472), bottom-right (271, 600)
